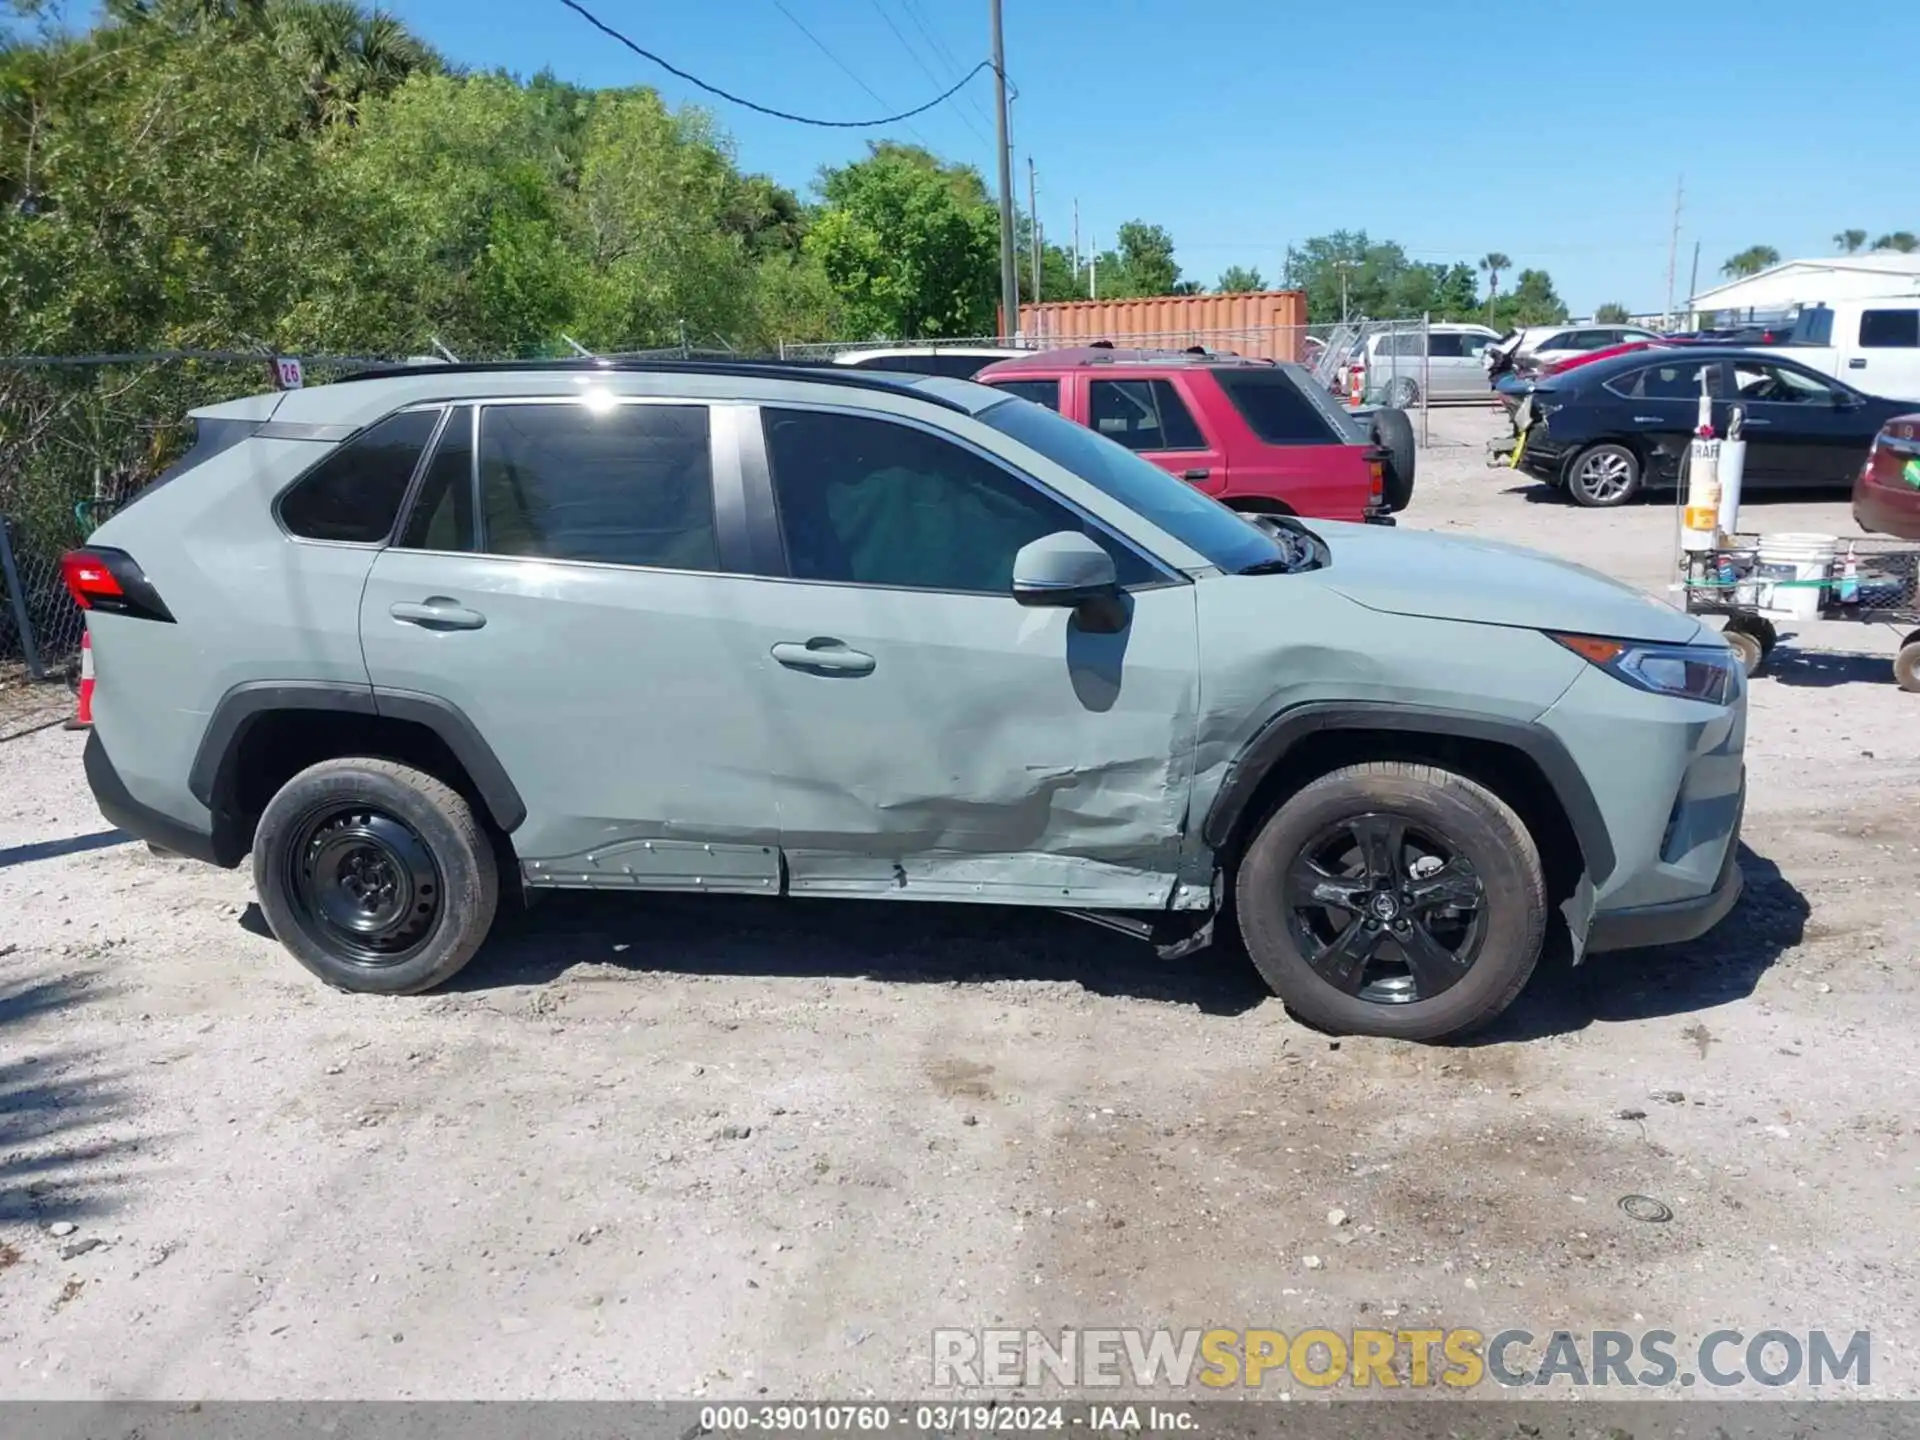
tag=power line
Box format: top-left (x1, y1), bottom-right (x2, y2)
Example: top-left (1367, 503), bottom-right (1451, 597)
top-left (898, 0), bottom-right (996, 134)
top-left (557, 0), bottom-right (990, 129)
top-left (869, 0), bottom-right (988, 148)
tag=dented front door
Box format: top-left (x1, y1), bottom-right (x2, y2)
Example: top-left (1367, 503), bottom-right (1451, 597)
top-left (751, 583), bottom-right (1201, 906)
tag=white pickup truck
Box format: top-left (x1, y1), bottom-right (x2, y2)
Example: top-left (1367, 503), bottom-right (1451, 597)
top-left (1785, 299), bottom-right (1920, 402)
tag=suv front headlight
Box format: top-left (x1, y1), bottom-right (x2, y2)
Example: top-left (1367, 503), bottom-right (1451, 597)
top-left (1550, 633), bottom-right (1739, 705)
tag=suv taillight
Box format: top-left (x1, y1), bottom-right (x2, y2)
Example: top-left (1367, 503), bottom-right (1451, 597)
top-left (1364, 449), bottom-right (1388, 509)
top-left (61, 547), bottom-right (176, 622)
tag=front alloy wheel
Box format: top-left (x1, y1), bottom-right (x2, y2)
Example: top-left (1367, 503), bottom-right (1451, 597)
top-left (1236, 761), bottom-right (1548, 1041)
top-left (1285, 813), bottom-right (1486, 1003)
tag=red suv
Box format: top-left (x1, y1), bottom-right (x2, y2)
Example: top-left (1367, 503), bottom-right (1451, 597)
top-left (974, 348), bottom-right (1409, 523)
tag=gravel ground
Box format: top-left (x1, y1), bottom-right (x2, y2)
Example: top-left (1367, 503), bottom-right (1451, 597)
top-left (3, 406), bottom-right (1917, 1401)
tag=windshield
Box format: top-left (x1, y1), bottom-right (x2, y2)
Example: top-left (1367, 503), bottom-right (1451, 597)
top-left (978, 396), bottom-right (1288, 574)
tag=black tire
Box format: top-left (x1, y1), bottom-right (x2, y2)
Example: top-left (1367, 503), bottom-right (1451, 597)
top-left (1896, 641), bottom-right (1920, 694)
top-left (1382, 376), bottom-right (1420, 409)
top-left (1564, 442), bottom-right (1641, 507)
top-left (252, 757), bottom-right (499, 995)
top-left (1370, 407), bottom-right (1417, 513)
top-left (1234, 761), bottom-right (1547, 1042)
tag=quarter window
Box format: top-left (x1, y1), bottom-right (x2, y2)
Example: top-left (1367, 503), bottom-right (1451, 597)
top-left (477, 402), bottom-right (717, 570)
top-left (1211, 370), bottom-right (1337, 444)
top-left (1087, 379), bottom-right (1206, 451)
top-left (1860, 309), bottom-right (1919, 348)
top-left (280, 408), bottom-right (440, 543)
top-left (989, 379), bottom-right (1061, 411)
top-left (761, 408), bottom-right (1156, 594)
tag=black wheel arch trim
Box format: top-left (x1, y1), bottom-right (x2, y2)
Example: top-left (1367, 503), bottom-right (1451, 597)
top-left (188, 681), bottom-right (527, 834)
top-left (1201, 701), bottom-right (1616, 886)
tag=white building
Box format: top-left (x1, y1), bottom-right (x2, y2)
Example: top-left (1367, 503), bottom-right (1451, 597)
top-left (1689, 252), bottom-right (1920, 318)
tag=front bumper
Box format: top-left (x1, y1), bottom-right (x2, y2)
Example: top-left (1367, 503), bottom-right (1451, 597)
top-left (1586, 787), bottom-right (1744, 953)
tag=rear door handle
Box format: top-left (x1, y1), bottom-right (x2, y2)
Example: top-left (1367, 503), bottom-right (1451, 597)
top-left (389, 598), bottom-right (487, 631)
top-left (771, 639), bottom-right (876, 675)
top-left (1181, 468), bottom-right (1211, 482)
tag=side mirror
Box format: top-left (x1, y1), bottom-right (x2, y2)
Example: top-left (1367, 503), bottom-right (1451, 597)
top-left (1012, 531), bottom-right (1125, 632)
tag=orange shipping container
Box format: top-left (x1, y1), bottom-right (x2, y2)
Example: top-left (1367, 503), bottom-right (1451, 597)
top-left (1009, 291), bottom-right (1309, 362)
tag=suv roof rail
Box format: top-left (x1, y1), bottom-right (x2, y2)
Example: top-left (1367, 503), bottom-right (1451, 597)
top-left (337, 357), bottom-right (971, 412)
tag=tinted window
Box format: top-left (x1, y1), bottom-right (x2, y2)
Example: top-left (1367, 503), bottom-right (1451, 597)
top-left (761, 408), bottom-right (1157, 594)
top-left (990, 378), bottom-right (1061, 411)
top-left (1860, 309), bottom-right (1920, 348)
top-left (280, 408), bottom-right (439, 543)
top-left (979, 398), bottom-right (1287, 576)
top-left (1794, 306), bottom-right (1835, 345)
top-left (1376, 332), bottom-right (1425, 358)
top-left (1087, 379), bottom-right (1206, 451)
top-left (1732, 361), bottom-right (1838, 404)
top-left (399, 408), bottom-right (474, 551)
top-left (1536, 331), bottom-right (1576, 351)
top-left (844, 352), bottom-right (993, 378)
top-left (1427, 333), bottom-right (1466, 358)
top-left (478, 402), bottom-right (717, 570)
top-left (1212, 370), bottom-right (1338, 444)
top-left (1608, 362), bottom-right (1722, 400)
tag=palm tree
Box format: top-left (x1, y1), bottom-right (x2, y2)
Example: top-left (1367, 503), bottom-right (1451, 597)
top-left (268, 0), bottom-right (440, 127)
top-left (1478, 252), bottom-right (1510, 309)
top-left (1720, 245), bottom-right (1781, 279)
top-left (1835, 229), bottom-right (1868, 254)
top-left (1873, 232), bottom-right (1919, 253)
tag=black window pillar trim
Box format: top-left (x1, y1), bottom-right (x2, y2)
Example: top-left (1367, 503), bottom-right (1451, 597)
top-left (1201, 700), bottom-right (1616, 886)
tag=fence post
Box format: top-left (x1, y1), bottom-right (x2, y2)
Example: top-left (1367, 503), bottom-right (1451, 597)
top-left (1420, 311), bottom-right (1431, 448)
top-left (0, 516), bottom-right (47, 682)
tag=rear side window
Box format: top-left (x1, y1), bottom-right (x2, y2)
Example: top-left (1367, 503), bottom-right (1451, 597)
top-left (280, 408), bottom-right (440, 543)
top-left (400, 408), bottom-right (475, 551)
top-left (1087, 379), bottom-right (1206, 451)
top-left (989, 379), bottom-right (1060, 411)
top-left (477, 402), bottom-right (717, 570)
top-left (1211, 370), bottom-right (1337, 445)
top-left (1860, 309), bottom-right (1919, 348)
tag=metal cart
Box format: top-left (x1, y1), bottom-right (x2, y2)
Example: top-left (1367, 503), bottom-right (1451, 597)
top-left (1675, 526), bottom-right (1920, 689)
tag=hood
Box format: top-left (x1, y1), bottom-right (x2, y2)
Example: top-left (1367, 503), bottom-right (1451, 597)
top-left (1308, 521), bottom-right (1703, 644)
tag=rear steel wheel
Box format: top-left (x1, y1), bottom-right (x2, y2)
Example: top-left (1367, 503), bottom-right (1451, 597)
top-left (1566, 444), bottom-right (1641, 507)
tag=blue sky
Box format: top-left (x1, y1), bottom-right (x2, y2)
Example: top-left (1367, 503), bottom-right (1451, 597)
top-left (379, 0), bottom-right (1914, 314)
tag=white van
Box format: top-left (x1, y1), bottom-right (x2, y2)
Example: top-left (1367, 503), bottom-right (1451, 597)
top-left (1787, 299), bottom-right (1920, 402)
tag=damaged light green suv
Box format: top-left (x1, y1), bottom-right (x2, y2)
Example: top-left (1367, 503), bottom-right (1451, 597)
top-left (71, 360), bottom-right (1746, 1041)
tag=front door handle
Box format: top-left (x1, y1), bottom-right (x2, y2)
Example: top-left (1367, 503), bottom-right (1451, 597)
top-left (390, 598), bottom-right (487, 631)
top-left (1181, 468), bottom-right (1211, 482)
top-left (771, 638), bottom-right (876, 675)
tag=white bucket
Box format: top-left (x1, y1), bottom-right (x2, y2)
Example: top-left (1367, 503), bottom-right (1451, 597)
top-left (1754, 532), bottom-right (1837, 620)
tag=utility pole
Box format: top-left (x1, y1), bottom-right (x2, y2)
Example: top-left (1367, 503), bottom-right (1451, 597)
top-left (1686, 239), bottom-right (1701, 324)
top-left (1663, 174), bottom-right (1684, 328)
top-left (1072, 198), bottom-right (1081, 282)
top-left (990, 0), bottom-right (1019, 340)
top-left (1028, 157), bottom-right (1042, 305)
top-left (1089, 239), bottom-right (1098, 301)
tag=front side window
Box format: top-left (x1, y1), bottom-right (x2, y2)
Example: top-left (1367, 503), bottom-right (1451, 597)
top-left (1087, 379), bottom-right (1206, 451)
top-left (1733, 362), bottom-right (1838, 404)
top-left (477, 402), bottom-right (717, 570)
top-left (1860, 309), bottom-right (1920, 349)
top-left (1426, 333), bottom-right (1466, 358)
top-left (280, 407), bottom-right (441, 543)
top-left (761, 408), bottom-right (1157, 594)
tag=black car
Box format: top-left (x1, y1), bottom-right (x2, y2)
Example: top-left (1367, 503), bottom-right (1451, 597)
top-left (1506, 347), bottom-right (1910, 507)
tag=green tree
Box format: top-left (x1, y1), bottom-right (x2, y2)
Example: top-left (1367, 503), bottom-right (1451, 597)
top-left (804, 141), bottom-right (998, 338)
top-left (1835, 229), bottom-right (1867, 254)
top-left (1490, 269), bottom-right (1568, 328)
top-left (1217, 264), bottom-right (1264, 293)
top-left (267, 0), bottom-right (441, 128)
top-left (1283, 231), bottom-right (1416, 322)
top-left (1594, 301), bottom-right (1631, 323)
top-left (1873, 231), bottom-right (1918, 253)
top-left (1114, 220), bottom-right (1179, 295)
top-left (1720, 245), bottom-right (1781, 278)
